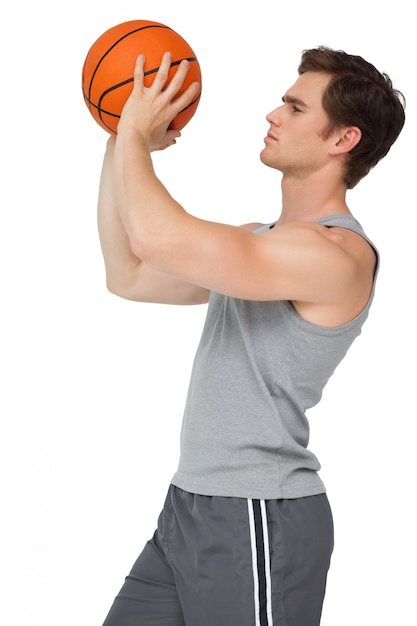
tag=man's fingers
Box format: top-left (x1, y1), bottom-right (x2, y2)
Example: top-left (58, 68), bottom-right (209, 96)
top-left (133, 54), bottom-right (146, 91)
top-left (140, 52), bottom-right (193, 97)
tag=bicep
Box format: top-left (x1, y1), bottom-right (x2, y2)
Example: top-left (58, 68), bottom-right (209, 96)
top-left (222, 224), bottom-right (357, 303)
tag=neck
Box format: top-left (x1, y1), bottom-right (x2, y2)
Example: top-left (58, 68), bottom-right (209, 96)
top-left (276, 172), bottom-right (350, 226)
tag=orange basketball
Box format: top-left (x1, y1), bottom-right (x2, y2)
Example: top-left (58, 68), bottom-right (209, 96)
top-left (82, 20), bottom-right (202, 135)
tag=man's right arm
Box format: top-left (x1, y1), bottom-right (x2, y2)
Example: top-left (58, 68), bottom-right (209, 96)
top-left (97, 137), bottom-right (210, 305)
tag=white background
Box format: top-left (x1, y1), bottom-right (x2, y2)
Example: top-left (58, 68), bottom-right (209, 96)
top-left (0, 0), bottom-right (415, 624)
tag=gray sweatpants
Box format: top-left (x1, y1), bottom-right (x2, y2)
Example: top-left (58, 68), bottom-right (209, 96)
top-left (102, 485), bottom-right (334, 626)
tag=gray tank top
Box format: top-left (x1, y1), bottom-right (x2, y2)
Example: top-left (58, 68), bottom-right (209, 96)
top-left (171, 214), bottom-right (379, 499)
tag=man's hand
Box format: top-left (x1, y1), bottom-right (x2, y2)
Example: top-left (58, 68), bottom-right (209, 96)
top-left (117, 52), bottom-right (200, 150)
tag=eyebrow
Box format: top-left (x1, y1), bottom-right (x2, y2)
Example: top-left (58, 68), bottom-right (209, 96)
top-left (282, 94), bottom-right (309, 108)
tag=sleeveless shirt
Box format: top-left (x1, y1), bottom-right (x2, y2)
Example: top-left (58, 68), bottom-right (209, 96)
top-left (171, 214), bottom-right (379, 499)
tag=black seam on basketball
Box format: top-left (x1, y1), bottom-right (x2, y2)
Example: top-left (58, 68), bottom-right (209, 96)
top-left (85, 88), bottom-right (201, 122)
top-left (86, 24), bottom-right (172, 102)
top-left (142, 56), bottom-right (198, 77)
top-left (178, 92), bottom-right (201, 114)
top-left (169, 57), bottom-right (198, 67)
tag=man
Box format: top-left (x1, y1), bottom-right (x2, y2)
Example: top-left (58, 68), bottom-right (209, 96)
top-left (98, 47), bottom-right (405, 625)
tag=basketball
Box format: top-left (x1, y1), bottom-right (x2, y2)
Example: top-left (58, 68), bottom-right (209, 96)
top-left (82, 20), bottom-right (202, 135)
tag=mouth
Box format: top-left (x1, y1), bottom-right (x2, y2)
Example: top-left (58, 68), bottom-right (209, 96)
top-left (264, 131), bottom-right (278, 142)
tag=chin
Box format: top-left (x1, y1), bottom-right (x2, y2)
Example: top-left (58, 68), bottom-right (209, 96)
top-left (260, 148), bottom-right (278, 170)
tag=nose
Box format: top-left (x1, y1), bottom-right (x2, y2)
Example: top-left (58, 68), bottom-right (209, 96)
top-left (266, 105), bottom-right (284, 126)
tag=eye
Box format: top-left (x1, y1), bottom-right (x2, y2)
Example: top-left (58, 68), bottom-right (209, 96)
top-left (292, 105), bottom-right (302, 113)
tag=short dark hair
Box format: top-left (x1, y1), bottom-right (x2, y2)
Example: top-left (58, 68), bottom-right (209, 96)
top-left (298, 46), bottom-right (406, 189)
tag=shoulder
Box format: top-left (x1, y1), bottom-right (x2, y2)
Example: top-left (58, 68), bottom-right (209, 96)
top-left (318, 223), bottom-right (377, 270)
top-left (271, 220), bottom-right (377, 325)
top-left (263, 219), bottom-right (377, 299)
top-left (267, 219), bottom-right (374, 261)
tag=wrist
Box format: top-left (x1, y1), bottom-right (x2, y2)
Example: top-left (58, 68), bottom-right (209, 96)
top-left (116, 126), bottom-right (150, 151)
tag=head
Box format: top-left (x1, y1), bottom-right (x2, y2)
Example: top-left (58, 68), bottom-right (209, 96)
top-left (298, 46), bottom-right (406, 188)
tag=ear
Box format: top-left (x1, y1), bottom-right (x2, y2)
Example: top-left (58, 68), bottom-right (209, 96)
top-left (329, 126), bottom-right (362, 155)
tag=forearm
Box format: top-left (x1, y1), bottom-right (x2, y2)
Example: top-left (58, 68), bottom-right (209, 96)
top-left (97, 138), bottom-right (142, 295)
top-left (113, 128), bottom-right (187, 262)
top-left (112, 52), bottom-right (197, 264)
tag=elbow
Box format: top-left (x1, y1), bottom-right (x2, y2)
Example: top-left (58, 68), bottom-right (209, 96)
top-left (105, 277), bottom-right (128, 299)
top-left (105, 279), bottom-right (139, 302)
top-left (103, 262), bottom-right (140, 302)
top-left (105, 278), bottom-right (120, 296)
